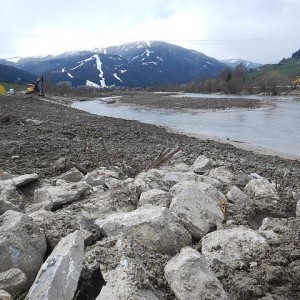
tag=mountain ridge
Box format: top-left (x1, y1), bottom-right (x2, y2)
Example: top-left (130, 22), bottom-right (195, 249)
top-left (0, 41), bottom-right (227, 88)
top-left (221, 59), bottom-right (262, 70)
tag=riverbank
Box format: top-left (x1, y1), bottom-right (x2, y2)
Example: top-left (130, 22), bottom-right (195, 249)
top-left (1, 94), bottom-right (300, 179)
top-left (1, 94), bottom-right (300, 299)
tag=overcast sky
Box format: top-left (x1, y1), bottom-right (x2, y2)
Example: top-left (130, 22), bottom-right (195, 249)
top-left (1, 0), bottom-right (300, 63)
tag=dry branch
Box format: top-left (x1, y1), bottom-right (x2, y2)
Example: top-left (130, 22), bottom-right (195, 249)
top-left (147, 145), bottom-right (181, 170)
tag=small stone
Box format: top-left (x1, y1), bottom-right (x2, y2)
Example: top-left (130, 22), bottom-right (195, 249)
top-left (0, 290), bottom-right (12, 300)
top-left (249, 261), bottom-right (258, 269)
top-left (11, 155), bottom-right (20, 160)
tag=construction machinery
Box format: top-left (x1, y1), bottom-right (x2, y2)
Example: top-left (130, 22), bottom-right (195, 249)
top-left (26, 75), bottom-right (44, 96)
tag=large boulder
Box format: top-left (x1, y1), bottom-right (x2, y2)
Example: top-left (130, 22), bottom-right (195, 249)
top-left (138, 189), bottom-right (171, 208)
top-left (170, 181), bottom-right (224, 203)
top-left (164, 247), bottom-right (229, 300)
top-left (0, 199), bottom-right (20, 215)
top-left (74, 179), bottom-right (138, 228)
top-left (0, 269), bottom-right (27, 296)
top-left (258, 217), bottom-right (300, 244)
top-left (33, 180), bottom-right (89, 210)
top-left (95, 205), bottom-right (192, 254)
top-left (170, 187), bottom-right (224, 239)
top-left (244, 178), bottom-right (279, 200)
top-left (11, 173), bottom-right (39, 187)
top-left (29, 209), bottom-right (80, 249)
top-left (0, 290), bottom-right (12, 300)
top-left (161, 171), bottom-right (202, 189)
top-left (0, 211), bottom-right (46, 284)
top-left (192, 155), bottom-right (213, 174)
top-left (202, 226), bottom-right (268, 268)
top-left (57, 168), bottom-right (84, 182)
top-left (226, 186), bottom-right (249, 204)
top-left (134, 169), bottom-right (169, 192)
top-left (83, 167), bottom-right (123, 189)
top-left (26, 230), bottom-right (84, 300)
top-left (82, 236), bottom-right (170, 300)
top-left (97, 256), bottom-right (160, 300)
top-left (209, 167), bottom-right (234, 184)
top-left (0, 181), bottom-right (21, 214)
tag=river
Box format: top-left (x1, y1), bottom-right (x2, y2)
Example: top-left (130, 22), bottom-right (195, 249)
top-left (71, 94), bottom-right (300, 157)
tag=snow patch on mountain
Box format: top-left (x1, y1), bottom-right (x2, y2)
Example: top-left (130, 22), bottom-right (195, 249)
top-left (71, 56), bottom-right (94, 71)
top-left (93, 54), bottom-right (107, 88)
top-left (86, 80), bottom-right (100, 88)
top-left (113, 73), bottom-right (123, 82)
top-left (6, 57), bottom-right (22, 63)
top-left (221, 58), bottom-right (262, 70)
top-left (67, 73), bottom-right (74, 78)
top-left (145, 49), bottom-right (151, 57)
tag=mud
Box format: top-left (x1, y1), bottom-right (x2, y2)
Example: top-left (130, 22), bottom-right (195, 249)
top-left (1, 94), bottom-right (300, 299)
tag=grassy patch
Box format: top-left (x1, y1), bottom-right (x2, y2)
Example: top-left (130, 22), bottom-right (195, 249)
top-left (0, 82), bottom-right (27, 93)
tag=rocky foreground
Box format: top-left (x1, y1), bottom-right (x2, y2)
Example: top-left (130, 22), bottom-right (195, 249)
top-left (0, 95), bottom-right (300, 299)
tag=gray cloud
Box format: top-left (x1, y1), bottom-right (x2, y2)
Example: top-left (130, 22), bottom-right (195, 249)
top-left (1, 0), bottom-right (300, 63)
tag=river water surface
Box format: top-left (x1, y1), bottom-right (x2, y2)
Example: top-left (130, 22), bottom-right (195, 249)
top-left (72, 94), bottom-right (300, 157)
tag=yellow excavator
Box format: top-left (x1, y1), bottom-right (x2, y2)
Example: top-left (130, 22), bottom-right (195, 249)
top-left (26, 75), bottom-right (44, 96)
top-left (292, 76), bottom-right (300, 89)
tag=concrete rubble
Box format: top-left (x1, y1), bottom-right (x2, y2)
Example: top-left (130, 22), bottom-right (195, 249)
top-left (165, 247), bottom-right (229, 300)
top-left (26, 230), bottom-right (84, 300)
top-left (0, 154), bottom-right (299, 299)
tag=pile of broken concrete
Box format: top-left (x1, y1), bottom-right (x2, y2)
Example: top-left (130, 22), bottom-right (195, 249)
top-left (0, 155), bottom-right (299, 299)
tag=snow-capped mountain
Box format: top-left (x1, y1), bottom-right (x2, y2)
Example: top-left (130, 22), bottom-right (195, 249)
top-left (221, 59), bottom-right (262, 70)
top-left (0, 41), bottom-right (227, 88)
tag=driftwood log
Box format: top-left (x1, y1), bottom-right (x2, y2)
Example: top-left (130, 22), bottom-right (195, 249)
top-left (147, 146), bottom-right (182, 170)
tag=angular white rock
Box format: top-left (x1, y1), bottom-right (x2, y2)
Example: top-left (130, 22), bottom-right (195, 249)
top-left (170, 187), bottom-right (223, 239)
top-left (97, 256), bottom-right (160, 300)
top-left (202, 226), bottom-right (268, 267)
top-left (0, 211), bottom-right (46, 284)
top-left (134, 169), bottom-right (168, 192)
top-left (0, 181), bottom-right (21, 212)
top-left (244, 178), bottom-right (279, 200)
top-left (0, 269), bottom-right (27, 296)
top-left (165, 247), bottom-right (229, 300)
top-left (192, 155), bottom-right (213, 174)
top-left (209, 167), bottom-right (234, 184)
top-left (0, 289), bottom-right (12, 300)
top-left (0, 199), bottom-right (20, 214)
top-left (11, 173), bottom-right (39, 187)
top-left (226, 186), bottom-right (248, 203)
top-left (57, 168), bottom-right (84, 182)
top-left (170, 181), bottom-right (224, 203)
top-left (34, 181), bottom-right (88, 210)
top-left (95, 205), bottom-right (192, 254)
top-left (138, 189), bottom-right (171, 208)
top-left (26, 230), bottom-right (84, 300)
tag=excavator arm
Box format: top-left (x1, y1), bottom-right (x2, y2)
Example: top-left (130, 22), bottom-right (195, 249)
top-left (26, 75), bottom-right (44, 96)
